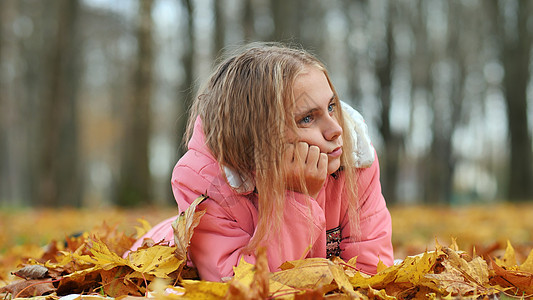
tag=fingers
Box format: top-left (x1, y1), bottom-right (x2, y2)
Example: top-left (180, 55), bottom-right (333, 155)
top-left (306, 144), bottom-right (320, 167)
top-left (288, 142), bottom-right (322, 169)
top-left (283, 142), bottom-right (328, 199)
top-left (317, 152), bottom-right (328, 175)
top-left (295, 142), bottom-right (308, 164)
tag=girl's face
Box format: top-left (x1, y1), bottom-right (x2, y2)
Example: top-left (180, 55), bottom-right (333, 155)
top-left (288, 67), bottom-right (343, 174)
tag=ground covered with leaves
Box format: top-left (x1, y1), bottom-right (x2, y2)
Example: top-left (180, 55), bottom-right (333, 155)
top-left (1, 200), bottom-right (533, 299)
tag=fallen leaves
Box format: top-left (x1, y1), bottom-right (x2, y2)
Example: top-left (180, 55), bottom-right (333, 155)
top-left (2, 201), bottom-right (533, 299)
top-left (172, 195), bottom-right (208, 261)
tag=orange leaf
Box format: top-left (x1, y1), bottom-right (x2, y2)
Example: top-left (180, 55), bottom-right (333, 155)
top-left (249, 247), bottom-right (269, 299)
top-left (492, 261), bottom-right (533, 295)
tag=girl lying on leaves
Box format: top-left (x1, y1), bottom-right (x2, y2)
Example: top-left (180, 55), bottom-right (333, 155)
top-left (128, 43), bottom-right (394, 281)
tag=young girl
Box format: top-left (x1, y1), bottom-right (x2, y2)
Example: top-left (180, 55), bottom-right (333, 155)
top-left (129, 43), bottom-right (393, 281)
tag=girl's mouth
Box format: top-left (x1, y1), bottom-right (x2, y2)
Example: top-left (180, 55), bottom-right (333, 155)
top-left (328, 147), bottom-right (343, 158)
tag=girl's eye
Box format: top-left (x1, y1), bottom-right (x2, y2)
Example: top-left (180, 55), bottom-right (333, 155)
top-left (328, 103), bottom-right (336, 113)
top-left (299, 115), bottom-right (313, 124)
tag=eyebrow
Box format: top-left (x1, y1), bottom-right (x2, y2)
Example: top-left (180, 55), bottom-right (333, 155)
top-left (294, 94), bottom-right (336, 118)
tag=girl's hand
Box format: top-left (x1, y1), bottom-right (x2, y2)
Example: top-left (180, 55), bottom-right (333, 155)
top-left (283, 142), bottom-right (328, 199)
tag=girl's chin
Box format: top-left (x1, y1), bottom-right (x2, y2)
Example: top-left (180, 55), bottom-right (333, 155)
top-left (327, 159), bottom-right (341, 175)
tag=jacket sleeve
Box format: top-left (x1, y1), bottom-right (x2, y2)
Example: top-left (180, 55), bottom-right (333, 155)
top-left (173, 164), bottom-right (327, 282)
top-left (339, 152), bottom-right (394, 274)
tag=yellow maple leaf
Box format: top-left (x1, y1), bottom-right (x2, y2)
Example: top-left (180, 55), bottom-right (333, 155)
top-left (127, 245), bottom-right (182, 278)
top-left (67, 238), bottom-right (129, 277)
top-left (349, 250), bottom-right (439, 290)
top-left (376, 259), bottom-right (388, 273)
top-left (135, 218), bottom-right (153, 239)
top-left (396, 251), bottom-right (440, 285)
top-left (232, 257), bottom-right (255, 286)
top-left (231, 248), bottom-right (297, 298)
top-left (270, 258), bottom-right (335, 290)
top-left (519, 248), bottom-right (533, 273)
top-left (329, 263), bottom-right (359, 298)
top-left (88, 238), bottom-right (129, 270)
top-left (180, 279), bottom-right (228, 299)
top-left (495, 240), bottom-right (518, 268)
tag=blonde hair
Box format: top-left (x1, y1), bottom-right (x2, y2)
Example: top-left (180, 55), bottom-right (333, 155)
top-left (186, 42), bottom-right (359, 251)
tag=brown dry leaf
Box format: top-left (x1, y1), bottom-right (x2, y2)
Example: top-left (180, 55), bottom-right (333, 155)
top-left (491, 260), bottom-right (533, 295)
top-left (425, 260), bottom-right (481, 295)
top-left (225, 280), bottom-right (252, 300)
top-left (100, 266), bottom-right (143, 297)
top-left (12, 265), bottom-right (49, 280)
top-left (0, 279), bottom-right (55, 298)
top-left (56, 271), bottom-right (101, 296)
top-left (173, 195), bottom-right (208, 261)
top-left (425, 247), bottom-right (493, 296)
top-left (441, 247), bottom-right (489, 286)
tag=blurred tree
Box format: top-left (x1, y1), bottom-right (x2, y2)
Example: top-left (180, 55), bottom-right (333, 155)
top-left (375, 1), bottom-right (403, 205)
top-left (341, 0), bottom-right (363, 108)
top-left (214, 0), bottom-right (225, 57)
top-left (0, 0), bottom-right (9, 204)
top-left (116, 0), bottom-right (155, 206)
top-left (425, 1), bottom-right (470, 204)
top-left (38, 0), bottom-right (83, 207)
top-left (407, 1), bottom-right (434, 203)
top-left (270, 0), bottom-right (301, 43)
top-left (175, 0), bottom-right (195, 158)
top-left (488, 0), bottom-right (533, 201)
top-left (242, 0), bottom-right (255, 41)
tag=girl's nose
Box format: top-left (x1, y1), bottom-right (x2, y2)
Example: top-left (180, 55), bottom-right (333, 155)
top-left (323, 116), bottom-right (342, 141)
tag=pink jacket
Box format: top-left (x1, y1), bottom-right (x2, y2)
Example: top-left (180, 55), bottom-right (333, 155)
top-left (130, 110), bottom-right (393, 281)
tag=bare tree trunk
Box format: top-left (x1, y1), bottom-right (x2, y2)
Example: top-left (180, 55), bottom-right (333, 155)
top-left (0, 0), bottom-right (10, 204)
top-left (213, 0), bottom-right (225, 57)
top-left (270, 0), bottom-right (300, 42)
top-left (375, 2), bottom-right (402, 205)
top-left (502, 1), bottom-right (533, 201)
top-left (166, 0), bottom-right (195, 205)
top-left (175, 0), bottom-right (195, 158)
top-left (116, 0), bottom-right (154, 206)
top-left (426, 1), bottom-right (469, 204)
top-left (341, 0), bottom-right (363, 108)
top-left (38, 0), bottom-right (82, 207)
top-left (487, 0), bottom-right (533, 201)
top-left (408, 1), bottom-right (434, 204)
top-left (242, 0), bottom-right (255, 41)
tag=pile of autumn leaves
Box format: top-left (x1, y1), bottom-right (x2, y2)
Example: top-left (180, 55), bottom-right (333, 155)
top-left (2, 196), bottom-right (533, 299)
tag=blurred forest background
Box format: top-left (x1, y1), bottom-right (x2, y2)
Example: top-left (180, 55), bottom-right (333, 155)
top-left (1, 0), bottom-right (532, 209)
